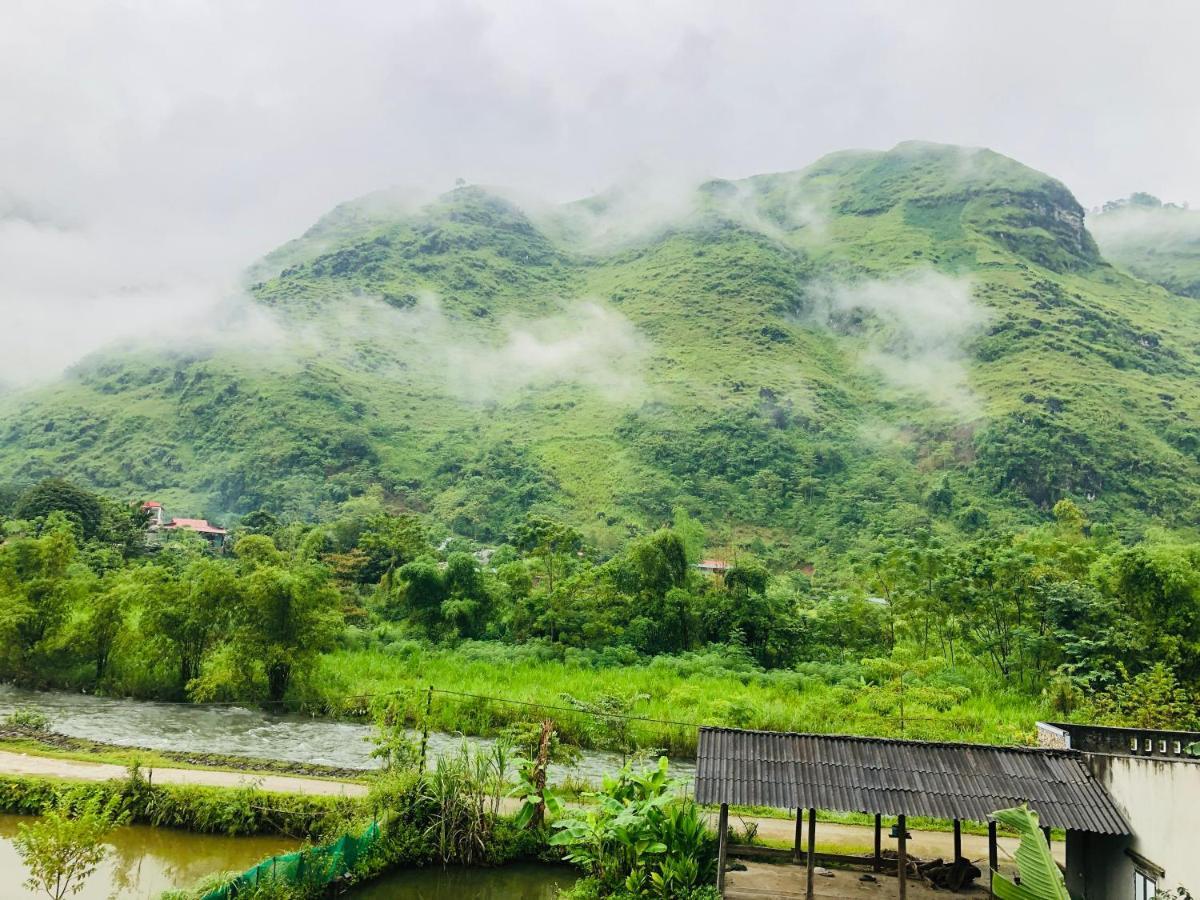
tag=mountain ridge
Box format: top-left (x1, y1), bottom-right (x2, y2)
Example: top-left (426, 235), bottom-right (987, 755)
top-left (4, 141), bottom-right (1200, 562)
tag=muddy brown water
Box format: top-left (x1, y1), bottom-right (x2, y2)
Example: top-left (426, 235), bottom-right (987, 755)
top-left (0, 814), bottom-right (298, 898)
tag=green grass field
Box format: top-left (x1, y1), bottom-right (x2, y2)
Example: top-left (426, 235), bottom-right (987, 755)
top-left (309, 641), bottom-right (1045, 756)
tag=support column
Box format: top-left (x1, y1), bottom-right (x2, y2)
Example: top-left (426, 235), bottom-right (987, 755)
top-left (794, 807), bottom-right (804, 864)
top-left (953, 819), bottom-right (962, 862)
top-left (874, 813), bottom-right (882, 873)
top-left (717, 803), bottom-right (729, 895)
top-left (1042, 825), bottom-right (1052, 848)
top-left (897, 814), bottom-right (908, 900)
top-left (988, 820), bottom-right (998, 898)
top-left (806, 807), bottom-right (816, 900)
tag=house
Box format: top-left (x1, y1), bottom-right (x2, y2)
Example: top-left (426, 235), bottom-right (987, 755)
top-left (141, 501), bottom-right (228, 549)
top-left (142, 501), bottom-right (167, 529)
top-left (1038, 721), bottom-right (1200, 900)
top-left (696, 559), bottom-right (731, 576)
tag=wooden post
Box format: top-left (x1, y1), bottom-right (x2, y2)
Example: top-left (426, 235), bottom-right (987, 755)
top-left (418, 684), bottom-right (433, 773)
top-left (874, 813), bottom-right (882, 873)
top-left (806, 807), bottom-right (817, 900)
top-left (953, 819), bottom-right (962, 861)
top-left (717, 803), bottom-right (729, 895)
top-left (1042, 825), bottom-right (1052, 847)
top-left (897, 814), bottom-right (908, 900)
top-left (988, 820), bottom-right (999, 897)
top-left (793, 807), bottom-right (804, 864)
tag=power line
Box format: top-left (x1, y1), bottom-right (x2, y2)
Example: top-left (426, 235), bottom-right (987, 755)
top-left (13, 684), bottom-right (985, 731)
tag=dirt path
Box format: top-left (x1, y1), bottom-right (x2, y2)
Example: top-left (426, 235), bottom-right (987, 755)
top-left (711, 810), bottom-right (1065, 864)
top-left (0, 750), bottom-right (1063, 865)
top-left (0, 749), bottom-right (367, 797)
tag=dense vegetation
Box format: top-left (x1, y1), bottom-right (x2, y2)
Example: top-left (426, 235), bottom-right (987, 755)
top-left (2, 476), bottom-right (1198, 755)
top-left (7, 142), bottom-right (1200, 565)
top-left (4, 141), bottom-right (1200, 754)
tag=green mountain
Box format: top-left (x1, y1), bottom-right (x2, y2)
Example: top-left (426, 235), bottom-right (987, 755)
top-left (1090, 193), bottom-right (1200, 299)
top-left (5, 142), bottom-right (1200, 560)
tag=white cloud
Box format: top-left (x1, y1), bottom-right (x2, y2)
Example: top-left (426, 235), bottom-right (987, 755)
top-left (809, 270), bottom-right (985, 415)
top-left (0, 0), bottom-right (1195, 381)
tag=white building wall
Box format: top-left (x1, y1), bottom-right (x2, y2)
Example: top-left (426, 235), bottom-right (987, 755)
top-left (1068, 754), bottom-right (1200, 899)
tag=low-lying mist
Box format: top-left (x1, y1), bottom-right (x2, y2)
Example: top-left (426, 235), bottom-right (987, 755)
top-left (805, 268), bottom-right (985, 416)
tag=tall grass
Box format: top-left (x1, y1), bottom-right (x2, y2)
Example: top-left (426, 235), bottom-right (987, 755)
top-left (309, 641), bottom-right (1045, 756)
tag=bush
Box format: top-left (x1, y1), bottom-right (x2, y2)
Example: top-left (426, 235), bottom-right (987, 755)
top-left (550, 758), bottom-right (716, 899)
top-left (4, 709), bottom-right (51, 732)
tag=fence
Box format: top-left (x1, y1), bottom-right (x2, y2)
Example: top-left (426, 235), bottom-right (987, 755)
top-left (200, 821), bottom-right (380, 900)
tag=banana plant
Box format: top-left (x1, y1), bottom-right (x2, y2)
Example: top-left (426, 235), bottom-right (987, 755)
top-left (990, 805), bottom-right (1072, 900)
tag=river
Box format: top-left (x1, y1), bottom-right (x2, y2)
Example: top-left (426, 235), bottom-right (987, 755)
top-left (0, 814), bottom-right (296, 899)
top-left (0, 686), bottom-right (695, 784)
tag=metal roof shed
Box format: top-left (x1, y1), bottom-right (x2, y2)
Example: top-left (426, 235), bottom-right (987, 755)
top-left (695, 726), bottom-right (1131, 898)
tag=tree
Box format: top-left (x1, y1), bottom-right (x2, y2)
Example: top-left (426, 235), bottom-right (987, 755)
top-left (143, 558), bottom-right (239, 691)
top-left (14, 798), bottom-right (125, 900)
top-left (14, 479), bottom-right (103, 541)
top-left (238, 509), bottom-right (281, 535)
top-left (989, 806), bottom-right (1070, 900)
top-left (0, 513), bottom-right (92, 680)
top-left (513, 516), bottom-right (582, 593)
top-left (1087, 663), bottom-right (1199, 729)
top-left (355, 514), bottom-right (427, 584)
top-left (236, 558), bottom-right (341, 701)
top-left (393, 557), bottom-right (448, 632)
top-left (1102, 541), bottom-right (1200, 679)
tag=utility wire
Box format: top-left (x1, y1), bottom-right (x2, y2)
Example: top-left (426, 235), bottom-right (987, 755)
top-left (16, 685), bottom-right (981, 729)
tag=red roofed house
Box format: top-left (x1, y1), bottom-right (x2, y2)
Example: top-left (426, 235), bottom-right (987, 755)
top-left (142, 502), bottom-right (227, 549)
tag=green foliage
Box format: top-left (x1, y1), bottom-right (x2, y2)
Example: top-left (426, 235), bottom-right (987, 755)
top-left (5, 708), bottom-right (51, 731)
top-left (0, 774), bottom-right (357, 839)
top-left (989, 806), bottom-right (1071, 900)
top-left (551, 757), bottom-right (716, 899)
top-left (13, 795), bottom-right (127, 900)
top-left (14, 479), bottom-right (104, 542)
top-left (8, 142), bottom-right (1200, 559)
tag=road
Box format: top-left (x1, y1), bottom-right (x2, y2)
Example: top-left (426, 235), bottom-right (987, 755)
top-left (0, 749), bottom-right (1062, 864)
top-left (0, 749), bottom-right (368, 797)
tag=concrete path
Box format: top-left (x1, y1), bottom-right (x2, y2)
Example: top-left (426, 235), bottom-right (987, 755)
top-left (0, 749), bottom-right (368, 797)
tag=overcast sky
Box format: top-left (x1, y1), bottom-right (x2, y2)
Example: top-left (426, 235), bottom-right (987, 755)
top-left (2, 0), bottom-right (1198, 384)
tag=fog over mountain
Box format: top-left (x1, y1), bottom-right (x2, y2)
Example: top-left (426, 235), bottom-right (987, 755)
top-left (1, 0), bottom-right (1198, 385)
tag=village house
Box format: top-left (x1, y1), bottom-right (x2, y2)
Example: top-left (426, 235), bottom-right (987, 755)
top-left (141, 501), bottom-right (228, 549)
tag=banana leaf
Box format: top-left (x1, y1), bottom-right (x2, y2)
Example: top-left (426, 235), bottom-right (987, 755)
top-left (990, 805), bottom-right (1071, 900)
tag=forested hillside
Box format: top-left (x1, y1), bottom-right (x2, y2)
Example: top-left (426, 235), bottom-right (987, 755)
top-left (5, 141), bottom-right (1200, 566)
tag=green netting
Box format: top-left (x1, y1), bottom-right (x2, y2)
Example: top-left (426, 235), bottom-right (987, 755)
top-left (200, 822), bottom-right (380, 900)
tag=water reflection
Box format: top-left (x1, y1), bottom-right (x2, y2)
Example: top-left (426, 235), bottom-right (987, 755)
top-left (0, 815), bottom-right (297, 899)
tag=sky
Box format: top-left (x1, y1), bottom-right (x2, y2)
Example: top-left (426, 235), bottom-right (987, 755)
top-left (2, 0), bottom-right (1198, 384)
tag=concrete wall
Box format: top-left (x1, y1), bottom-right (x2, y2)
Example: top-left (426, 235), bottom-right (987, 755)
top-left (1066, 754), bottom-right (1200, 899)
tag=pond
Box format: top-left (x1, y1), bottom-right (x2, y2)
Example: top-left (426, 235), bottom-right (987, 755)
top-left (0, 814), bottom-right (298, 899)
top-left (0, 685), bottom-right (695, 784)
top-left (349, 862), bottom-right (578, 899)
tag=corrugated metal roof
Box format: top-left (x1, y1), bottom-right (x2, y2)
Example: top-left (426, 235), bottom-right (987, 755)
top-left (694, 727), bottom-right (1130, 835)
